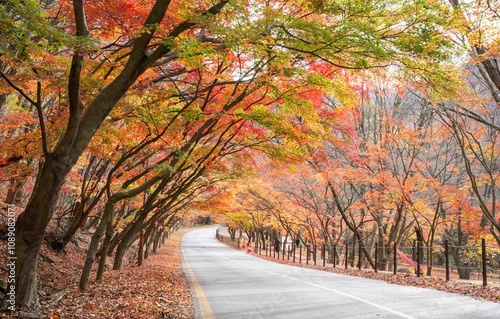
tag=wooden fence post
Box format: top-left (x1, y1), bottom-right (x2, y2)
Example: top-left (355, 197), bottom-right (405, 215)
top-left (445, 240), bottom-right (449, 281)
top-left (345, 243), bottom-right (348, 269)
top-left (358, 241), bottom-right (362, 270)
top-left (306, 245), bottom-right (309, 265)
top-left (314, 245), bottom-right (317, 265)
top-left (393, 242), bottom-right (397, 275)
top-left (482, 238), bottom-right (487, 287)
top-left (333, 244), bottom-right (336, 268)
top-left (323, 244), bottom-right (326, 267)
top-left (417, 241), bottom-right (421, 277)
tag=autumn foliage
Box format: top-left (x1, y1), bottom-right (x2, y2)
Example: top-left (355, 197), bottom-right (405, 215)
top-left (1, 0), bottom-right (500, 316)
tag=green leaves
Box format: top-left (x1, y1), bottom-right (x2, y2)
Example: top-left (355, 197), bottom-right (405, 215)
top-left (168, 105), bottom-right (205, 122)
top-left (0, 0), bottom-right (74, 61)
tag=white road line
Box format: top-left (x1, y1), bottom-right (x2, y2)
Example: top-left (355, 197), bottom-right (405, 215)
top-left (182, 244), bottom-right (215, 319)
top-left (197, 229), bottom-right (417, 319)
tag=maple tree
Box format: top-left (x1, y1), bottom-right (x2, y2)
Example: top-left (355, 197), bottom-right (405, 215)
top-left (0, 0), bottom-right (475, 314)
top-left (213, 0), bottom-right (500, 297)
top-left (230, 64), bottom-right (495, 278)
top-left (433, 0), bottom-right (500, 248)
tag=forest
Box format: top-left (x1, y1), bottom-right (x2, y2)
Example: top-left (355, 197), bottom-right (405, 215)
top-left (1, 0), bottom-right (500, 316)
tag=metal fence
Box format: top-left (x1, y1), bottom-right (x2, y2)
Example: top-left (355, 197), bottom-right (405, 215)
top-left (216, 229), bottom-right (500, 287)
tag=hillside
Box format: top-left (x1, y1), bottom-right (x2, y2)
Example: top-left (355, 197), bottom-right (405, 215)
top-left (0, 227), bottom-right (193, 319)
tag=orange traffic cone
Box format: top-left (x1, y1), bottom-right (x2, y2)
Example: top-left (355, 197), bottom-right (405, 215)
top-left (247, 243), bottom-right (252, 253)
top-left (241, 242), bottom-right (246, 249)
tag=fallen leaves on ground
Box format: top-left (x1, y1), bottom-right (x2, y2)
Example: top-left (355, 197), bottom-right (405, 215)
top-left (40, 231), bottom-right (193, 319)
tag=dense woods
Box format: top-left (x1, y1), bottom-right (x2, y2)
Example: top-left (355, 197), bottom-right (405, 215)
top-left (1, 0), bottom-right (500, 316)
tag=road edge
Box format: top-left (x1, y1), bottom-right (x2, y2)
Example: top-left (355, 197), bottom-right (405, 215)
top-left (181, 230), bottom-right (215, 319)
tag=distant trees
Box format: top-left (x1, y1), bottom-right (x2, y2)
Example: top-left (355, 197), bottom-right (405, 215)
top-left (228, 69), bottom-right (498, 277)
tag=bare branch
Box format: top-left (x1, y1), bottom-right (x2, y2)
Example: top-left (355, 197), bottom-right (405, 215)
top-left (441, 104), bottom-right (500, 131)
top-left (0, 70), bottom-right (38, 106)
top-left (0, 70), bottom-right (49, 155)
top-left (486, 0), bottom-right (500, 20)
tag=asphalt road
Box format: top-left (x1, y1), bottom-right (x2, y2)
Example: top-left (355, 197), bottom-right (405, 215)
top-left (181, 227), bottom-right (500, 319)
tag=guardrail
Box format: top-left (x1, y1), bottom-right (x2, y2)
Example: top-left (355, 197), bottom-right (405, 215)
top-left (215, 228), bottom-right (241, 249)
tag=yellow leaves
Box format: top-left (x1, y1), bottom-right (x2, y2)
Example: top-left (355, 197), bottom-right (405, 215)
top-left (454, 1), bottom-right (500, 48)
top-left (151, 163), bottom-right (175, 178)
top-left (408, 199), bottom-right (431, 215)
top-left (178, 105), bottom-right (205, 123)
top-left (226, 211), bottom-right (253, 228)
top-left (470, 42), bottom-right (500, 64)
top-left (1, 93), bottom-right (29, 113)
top-left (306, 72), bottom-right (357, 111)
top-left (116, 214), bottom-right (136, 231)
top-left (280, 93), bottom-right (317, 121)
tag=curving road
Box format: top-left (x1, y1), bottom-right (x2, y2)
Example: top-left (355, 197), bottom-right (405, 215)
top-left (181, 227), bottom-right (500, 319)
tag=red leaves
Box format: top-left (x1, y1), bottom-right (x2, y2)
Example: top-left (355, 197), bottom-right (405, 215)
top-left (37, 232), bottom-right (193, 318)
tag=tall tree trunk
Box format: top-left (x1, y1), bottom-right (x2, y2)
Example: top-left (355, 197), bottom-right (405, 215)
top-left (143, 223), bottom-right (156, 260)
top-left (15, 155), bottom-right (71, 310)
top-left (5, 179), bottom-right (23, 205)
top-left (113, 214), bottom-right (146, 270)
top-left (138, 230), bottom-right (145, 267)
top-left (63, 174), bottom-right (107, 246)
top-left (329, 183), bottom-right (376, 269)
top-left (162, 232), bottom-right (167, 245)
top-left (96, 221), bottom-right (114, 281)
top-left (153, 228), bottom-right (163, 253)
top-left (107, 221), bottom-right (134, 256)
top-left (11, 0), bottom-right (181, 308)
top-left (80, 201), bottom-right (113, 290)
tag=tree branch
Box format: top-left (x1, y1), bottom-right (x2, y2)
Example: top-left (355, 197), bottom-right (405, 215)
top-left (36, 81), bottom-right (49, 155)
top-left (0, 70), bottom-right (38, 106)
top-left (0, 70), bottom-right (49, 155)
top-left (146, 0), bottom-right (230, 65)
top-left (441, 104), bottom-right (500, 131)
top-left (486, 0), bottom-right (500, 20)
top-left (57, 0), bottom-right (91, 159)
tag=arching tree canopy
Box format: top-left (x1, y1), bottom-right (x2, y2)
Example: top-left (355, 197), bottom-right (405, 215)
top-left (3, 0), bottom-right (500, 315)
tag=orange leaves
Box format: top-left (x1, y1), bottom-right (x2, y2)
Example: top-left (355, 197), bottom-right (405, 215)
top-left (40, 232), bottom-right (193, 318)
